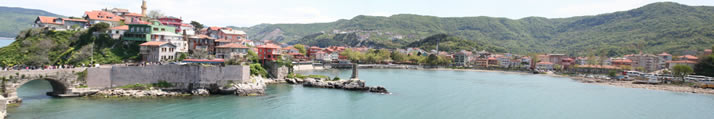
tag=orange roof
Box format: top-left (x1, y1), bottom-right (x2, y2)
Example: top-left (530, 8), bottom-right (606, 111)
top-left (36, 16), bottom-right (62, 25)
top-left (658, 52), bottom-right (671, 56)
top-left (215, 39), bottom-right (232, 42)
top-left (84, 10), bottom-right (121, 22)
top-left (667, 60), bottom-right (697, 64)
top-left (537, 61), bottom-right (553, 65)
top-left (123, 12), bottom-right (144, 17)
top-left (208, 26), bottom-right (221, 31)
top-left (63, 18), bottom-right (87, 22)
top-left (577, 65), bottom-right (618, 69)
top-left (612, 59), bottom-right (633, 63)
top-left (679, 55), bottom-right (698, 60)
top-left (216, 43), bottom-right (248, 49)
top-left (282, 46), bottom-right (296, 50)
top-left (110, 25), bottom-right (129, 30)
top-left (139, 41), bottom-right (169, 46)
top-left (257, 44), bottom-right (281, 49)
top-left (181, 23), bottom-right (193, 27)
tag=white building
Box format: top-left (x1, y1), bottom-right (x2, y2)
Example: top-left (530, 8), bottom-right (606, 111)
top-left (151, 32), bottom-right (188, 53)
top-left (140, 41), bottom-right (177, 63)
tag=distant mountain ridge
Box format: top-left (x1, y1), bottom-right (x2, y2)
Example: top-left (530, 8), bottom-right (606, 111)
top-left (238, 2), bottom-right (714, 56)
top-left (0, 6), bottom-right (62, 37)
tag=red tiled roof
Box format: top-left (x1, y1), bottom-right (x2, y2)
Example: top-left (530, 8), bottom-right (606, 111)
top-left (110, 25), bottom-right (129, 30)
top-left (257, 44), bottom-right (281, 49)
top-left (216, 43), bottom-right (248, 48)
top-left (282, 46), bottom-right (296, 50)
top-left (612, 59), bottom-right (633, 63)
top-left (658, 52), bottom-right (671, 56)
top-left (139, 41), bottom-right (169, 46)
top-left (123, 12), bottom-right (144, 17)
top-left (537, 61), bottom-right (553, 65)
top-left (577, 65), bottom-right (618, 69)
top-left (36, 16), bottom-right (62, 25)
top-left (208, 26), bottom-right (221, 31)
top-left (214, 39), bottom-right (232, 42)
top-left (85, 10), bottom-right (122, 22)
top-left (679, 55), bottom-right (698, 60)
top-left (63, 18), bottom-right (87, 22)
top-left (667, 60), bottom-right (697, 64)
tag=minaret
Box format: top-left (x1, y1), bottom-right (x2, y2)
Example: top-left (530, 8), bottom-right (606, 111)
top-left (141, 0), bottom-right (147, 16)
top-left (350, 63), bottom-right (358, 79)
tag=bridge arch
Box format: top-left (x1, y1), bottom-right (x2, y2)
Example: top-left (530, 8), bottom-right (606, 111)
top-left (3, 77), bottom-right (72, 103)
top-left (0, 69), bottom-right (82, 103)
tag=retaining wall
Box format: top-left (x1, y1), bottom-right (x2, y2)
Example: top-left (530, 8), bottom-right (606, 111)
top-left (86, 65), bottom-right (249, 89)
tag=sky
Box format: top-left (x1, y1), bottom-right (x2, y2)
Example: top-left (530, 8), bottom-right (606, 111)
top-left (2, 0), bottom-right (714, 27)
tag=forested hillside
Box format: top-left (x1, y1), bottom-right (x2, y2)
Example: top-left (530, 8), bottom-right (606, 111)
top-left (0, 6), bottom-right (62, 37)
top-left (240, 2), bottom-right (714, 56)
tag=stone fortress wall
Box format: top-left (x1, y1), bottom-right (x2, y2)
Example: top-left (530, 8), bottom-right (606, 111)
top-left (87, 65), bottom-right (249, 90)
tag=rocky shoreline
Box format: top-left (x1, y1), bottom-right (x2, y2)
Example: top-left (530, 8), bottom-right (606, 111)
top-left (269, 78), bottom-right (389, 94)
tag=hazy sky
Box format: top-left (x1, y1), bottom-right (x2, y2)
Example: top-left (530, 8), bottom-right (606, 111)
top-left (2, 0), bottom-right (714, 27)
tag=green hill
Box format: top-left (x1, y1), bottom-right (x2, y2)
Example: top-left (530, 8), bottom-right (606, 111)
top-left (242, 2), bottom-right (714, 56)
top-left (0, 6), bottom-right (62, 38)
top-left (406, 34), bottom-right (505, 53)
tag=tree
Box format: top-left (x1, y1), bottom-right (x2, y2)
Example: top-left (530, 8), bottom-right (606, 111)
top-left (147, 10), bottom-right (165, 19)
top-left (391, 51), bottom-right (408, 63)
top-left (672, 64), bottom-right (694, 82)
top-left (190, 21), bottom-right (205, 30)
top-left (293, 44), bottom-right (307, 55)
top-left (89, 22), bottom-right (110, 32)
top-left (246, 50), bottom-right (259, 63)
top-left (694, 54), bottom-right (714, 77)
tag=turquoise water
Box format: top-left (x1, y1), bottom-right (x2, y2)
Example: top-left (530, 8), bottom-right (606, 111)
top-left (0, 37), bottom-right (13, 47)
top-left (9, 69), bottom-right (714, 119)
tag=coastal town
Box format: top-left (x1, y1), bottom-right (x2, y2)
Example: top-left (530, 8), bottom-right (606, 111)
top-left (3, 0), bottom-right (714, 119)
top-left (24, 0), bottom-right (714, 88)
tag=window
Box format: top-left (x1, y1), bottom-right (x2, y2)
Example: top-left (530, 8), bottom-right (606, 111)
top-left (153, 28), bottom-right (158, 31)
top-left (161, 28), bottom-right (165, 31)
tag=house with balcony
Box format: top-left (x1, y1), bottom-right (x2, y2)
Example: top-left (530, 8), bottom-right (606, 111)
top-left (122, 20), bottom-right (176, 41)
top-left (33, 16), bottom-right (88, 30)
top-left (215, 43), bottom-right (249, 59)
top-left (158, 16), bottom-right (183, 33)
top-left (109, 25), bottom-right (128, 39)
top-left (151, 32), bottom-right (187, 53)
top-left (139, 41), bottom-right (177, 63)
top-left (452, 50), bottom-right (473, 67)
top-left (188, 35), bottom-right (216, 53)
top-left (257, 44), bottom-right (282, 62)
top-left (84, 10), bottom-right (122, 26)
top-left (536, 61), bottom-right (554, 70)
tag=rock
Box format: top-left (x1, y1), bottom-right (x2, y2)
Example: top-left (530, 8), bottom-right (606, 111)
top-left (286, 78), bottom-right (297, 84)
top-left (192, 89), bottom-right (210, 96)
top-left (368, 86), bottom-right (389, 94)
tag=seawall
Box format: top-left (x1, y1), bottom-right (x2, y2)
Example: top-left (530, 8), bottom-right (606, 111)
top-left (86, 65), bottom-right (249, 90)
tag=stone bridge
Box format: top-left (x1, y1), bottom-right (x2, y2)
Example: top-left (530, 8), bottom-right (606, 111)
top-left (0, 68), bottom-right (86, 103)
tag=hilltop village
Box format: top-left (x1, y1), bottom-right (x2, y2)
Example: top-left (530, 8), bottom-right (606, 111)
top-left (18, 1), bottom-right (714, 93)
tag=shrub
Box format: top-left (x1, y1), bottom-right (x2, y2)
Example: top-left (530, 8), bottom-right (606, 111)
top-left (152, 80), bottom-right (173, 88)
top-left (332, 76), bottom-right (341, 81)
top-left (250, 63), bottom-right (268, 77)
